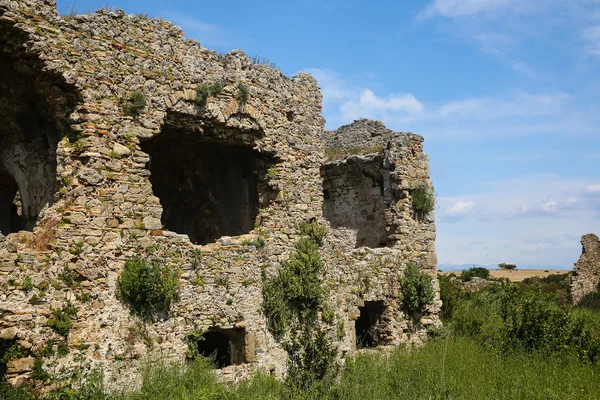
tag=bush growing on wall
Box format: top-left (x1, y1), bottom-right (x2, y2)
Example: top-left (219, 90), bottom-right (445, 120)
top-left (116, 256), bottom-right (180, 321)
top-left (399, 263), bottom-right (434, 315)
top-left (411, 186), bottom-right (435, 219)
top-left (262, 220), bottom-right (338, 390)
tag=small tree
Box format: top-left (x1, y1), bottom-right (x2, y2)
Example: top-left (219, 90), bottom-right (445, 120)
top-left (498, 263), bottom-right (517, 270)
top-left (399, 263), bottom-right (434, 314)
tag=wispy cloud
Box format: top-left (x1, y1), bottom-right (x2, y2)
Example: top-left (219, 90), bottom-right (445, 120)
top-left (163, 12), bottom-right (232, 48)
top-left (421, 0), bottom-right (518, 19)
top-left (445, 200), bottom-right (476, 218)
top-left (583, 25), bottom-right (600, 58)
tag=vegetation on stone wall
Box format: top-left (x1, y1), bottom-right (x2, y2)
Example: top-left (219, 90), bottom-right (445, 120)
top-left (399, 263), bottom-right (434, 315)
top-left (195, 81), bottom-right (223, 106)
top-left (122, 91), bottom-right (146, 117)
top-left (116, 256), bottom-right (180, 322)
top-left (236, 83), bottom-right (250, 105)
top-left (262, 220), bottom-right (338, 391)
top-left (411, 186), bottom-right (435, 219)
top-left (47, 301), bottom-right (77, 337)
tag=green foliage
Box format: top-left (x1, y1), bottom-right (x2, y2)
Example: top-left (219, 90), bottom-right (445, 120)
top-left (438, 274), bottom-right (464, 320)
top-left (399, 263), bottom-right (434, 315)
top-left (30, 356), bottom-right (50, 382)
top-left (300, 219), bottom-right (328, 246)
top-left (262, 219), bottom-right (337, 392)
top-left (497, 286), bottom-right (599, 362)
top-left (21, 276), bottom-right (33, 292)
top-left (1, 342), bottom-right (26, 364)
top-left (236, 83), bottom-right (250, 104)
top-left (0, 382), bottom-right (33, 400)
top-left (411, 186), bottom-right (435, 218)
top-left (116, 256), bottom-right (180, 321)
top-left (48, 300), bottom-right (77, 337)
top-left (321, 305), bottom-right (335, 324)
top-left (185, 329), bottom-right (205, 360)
top-left (123, 91), bottom-right (147, 117)
top-left (579, 290), bottom-right (600, 310)
top-left (195, 81), bottom-right (223, 105)
top-left (498, 262), bottom-right (517, 270)
top-left (460, 267), bottom-right (490, 282)
top-left (284, 328), bottom-right (339, 393)
top-left (262, 237), bottom-right (326, 335)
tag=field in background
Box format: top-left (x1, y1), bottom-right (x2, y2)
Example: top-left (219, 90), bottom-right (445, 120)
top-left (442, 269), bottom-right (569, 282)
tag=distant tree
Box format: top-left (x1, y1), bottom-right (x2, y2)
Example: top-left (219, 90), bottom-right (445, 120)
top-left (498, 263), bottom-right (517, 270)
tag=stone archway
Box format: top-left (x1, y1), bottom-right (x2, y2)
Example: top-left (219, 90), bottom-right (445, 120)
top-left (0, 27), bottom-right (77, 235)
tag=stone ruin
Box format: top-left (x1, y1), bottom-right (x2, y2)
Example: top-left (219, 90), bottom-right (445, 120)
top-left (0, 0), bottom-right (440, 388)
top-left (571, 234), bottom-right (600, 304)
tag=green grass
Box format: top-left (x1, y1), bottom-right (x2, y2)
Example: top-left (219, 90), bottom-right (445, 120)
top-left (338, 336), bottom-right (600, 400)
top-left (5, 335), bottom-right (600, 399)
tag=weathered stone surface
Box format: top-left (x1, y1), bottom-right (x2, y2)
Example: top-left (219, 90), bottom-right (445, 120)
top-left (0, 326), bottom-right (17, 339)
top-left (571, 234), bottom-right (600, 303)
top-left (0, 1), bottom-right (438, 390)
top-left (7, 357), bottom-right (35, 373)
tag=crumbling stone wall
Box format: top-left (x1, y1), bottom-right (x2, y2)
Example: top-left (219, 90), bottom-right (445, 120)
top-left (571, 234), bottom-right (600, 304)
top-left (0, 0), bottom-right (439, 389)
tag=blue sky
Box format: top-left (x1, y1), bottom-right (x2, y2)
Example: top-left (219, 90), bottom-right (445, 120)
top-left (56, 0), bottom-right (600, 269)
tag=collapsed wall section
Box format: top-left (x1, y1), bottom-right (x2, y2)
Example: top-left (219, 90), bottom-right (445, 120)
top-left (571, 234), bottom-right (600, 303)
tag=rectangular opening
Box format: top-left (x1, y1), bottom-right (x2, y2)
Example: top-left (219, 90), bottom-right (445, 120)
top-left (355, 301), bottom-right (386, 349)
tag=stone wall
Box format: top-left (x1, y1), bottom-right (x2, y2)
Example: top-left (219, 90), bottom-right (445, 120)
top-left (571, 234), bottom-right (600, 304)
top-left (0, 0), bottom-right (439, 389)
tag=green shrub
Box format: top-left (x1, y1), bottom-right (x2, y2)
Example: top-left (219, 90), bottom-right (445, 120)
top-left (438, 274), bottom-right (464, 320)
top-left (195, 81), bottom-right (223, 105)
top-left (460, 267), bottom-right (490, 282)
top-left (21, 276), bottom-right (33, 292)
top-left (411, 186), bottom-right (435, 218)
top-left (262, 220), bottom-right (337, 391)
top-left (0, 382), bottom-right (33, 400)
top-left (262, 237), bottom-right (325, 335)
top-left (48, 300), bottom-right (77, 337)
top-left (300, 219), bottom-right (328, 245)
top-left (123, 91), bottom-right (147, 117)
top-left (236, 82), bottom-right (250, 104)
top-left (579, 290), bottom-right (600, 310)
top-left (399, 263), bottom-right (434, 315)
top-left (497, 286), bottom-right (599, 362)
top-left (116, 256), bottom-right (180, 321)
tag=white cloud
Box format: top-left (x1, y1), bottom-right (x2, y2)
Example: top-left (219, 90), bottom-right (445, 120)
top-left (586, 184), bottom-right (600, 193)
top-left (340, 89), bottom-right (423, 121)
top-left (445, 201), bottom-right (476, 217)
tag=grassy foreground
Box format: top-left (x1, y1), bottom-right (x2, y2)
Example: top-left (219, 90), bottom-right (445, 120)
top-left (5, 336), bottom-right (599, 400)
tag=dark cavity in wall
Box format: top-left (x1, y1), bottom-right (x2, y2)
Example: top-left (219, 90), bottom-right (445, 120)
top-left (195, 328), bottom-right (246, 369)
top-left (142, 122), bottom-right (276, 245)
top-left (0, 339), bottom-right (15, 382)
top-left (0, 31), bottom-right (77, 236)
top-left (355, 301), bottom-right (386, 348)
top-left (321, 156), bottom-right (390, 248)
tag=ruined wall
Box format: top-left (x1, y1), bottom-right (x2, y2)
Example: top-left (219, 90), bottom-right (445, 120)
top-left (571, 234), bottom-right (600, 304)
top-left (321, 120), bottom-right (439, 357)
top-left (0, 0), bottom-right (439, 389)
